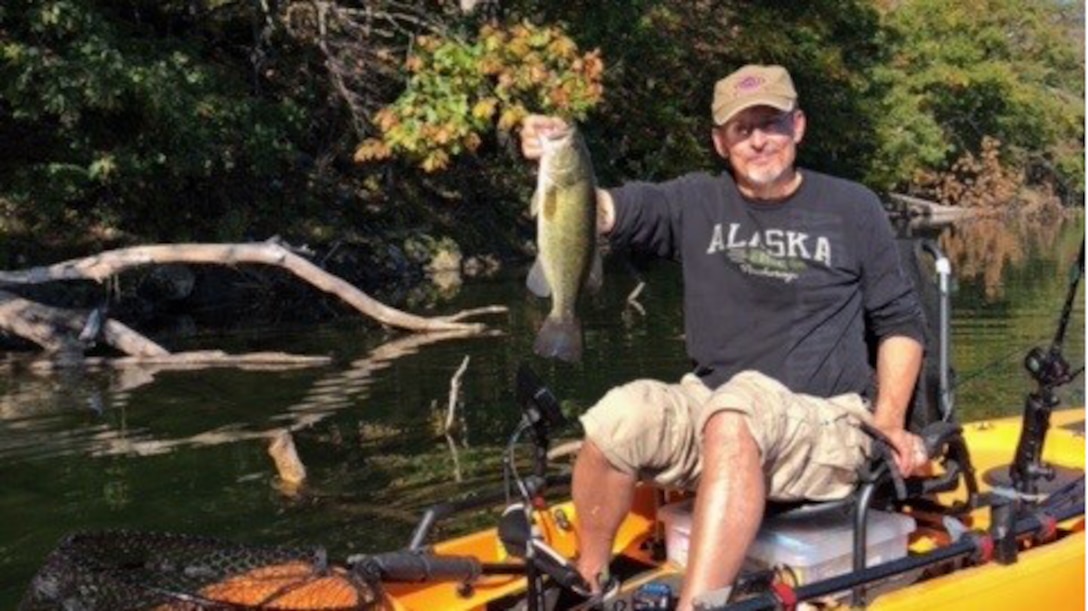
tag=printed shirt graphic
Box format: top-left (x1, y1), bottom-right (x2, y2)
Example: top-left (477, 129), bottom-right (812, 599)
top-left (707, 222), bottom-right (831, 283)
top-left (608, 170), bottom-right (922, 399)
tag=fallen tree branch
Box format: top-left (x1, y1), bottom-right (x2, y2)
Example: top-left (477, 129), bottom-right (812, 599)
top-left (268, 429), bottom-right (307, 497)
top-left (0, 242), bottom-right (502, 333)
top-left (0, 289), bottom-right (169, 357)
top-left (28, 350), bottom-right (333, 374)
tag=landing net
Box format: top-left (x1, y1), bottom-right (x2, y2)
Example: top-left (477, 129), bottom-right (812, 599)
top-left (20, 530), bottom-right (379, 610)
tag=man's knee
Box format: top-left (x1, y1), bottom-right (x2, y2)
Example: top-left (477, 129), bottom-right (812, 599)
top-left (579, 380), bottom-right (698, 482)
top-left (575, 438), bottom-right (613, 472)
top-left (698, 371), bottom-right (791, 462)
top-left (702, 410), bottom-right (753, 445)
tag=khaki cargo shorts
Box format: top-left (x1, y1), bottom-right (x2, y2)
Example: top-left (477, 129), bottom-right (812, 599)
top-left (579, 370), bottom-right (874, 501)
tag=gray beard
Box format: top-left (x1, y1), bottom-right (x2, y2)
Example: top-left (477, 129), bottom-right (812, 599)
top-left (746, 165), bottom-right (789, 187)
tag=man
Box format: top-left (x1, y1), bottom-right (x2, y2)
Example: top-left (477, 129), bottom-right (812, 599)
top-left (521, 64), bottom-right (927, 610)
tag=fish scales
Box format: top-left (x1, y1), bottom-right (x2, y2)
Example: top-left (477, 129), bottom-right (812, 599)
top-left (528, 126), bottom-right (601, 362)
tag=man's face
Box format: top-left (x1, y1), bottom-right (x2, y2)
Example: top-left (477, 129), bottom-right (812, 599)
top-left (713, 106), bottom-right (805, 192)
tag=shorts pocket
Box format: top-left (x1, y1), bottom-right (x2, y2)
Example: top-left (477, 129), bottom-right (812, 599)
top-left (770, 410), bottom-right (867, 502)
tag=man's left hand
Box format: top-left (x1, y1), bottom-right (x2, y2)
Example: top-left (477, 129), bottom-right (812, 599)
top-left (876, 425), bottom-right (927, 476)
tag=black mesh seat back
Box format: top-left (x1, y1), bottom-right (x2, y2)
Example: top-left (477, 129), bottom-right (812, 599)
top-left (867, 237), bottom-right (948, 433)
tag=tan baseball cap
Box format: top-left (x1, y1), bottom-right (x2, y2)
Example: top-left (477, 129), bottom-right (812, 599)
top-left (711, 65), bottom-right (797, 126)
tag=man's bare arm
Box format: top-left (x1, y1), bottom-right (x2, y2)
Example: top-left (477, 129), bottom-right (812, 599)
top-left (871, 335), bottom-right (925, 475)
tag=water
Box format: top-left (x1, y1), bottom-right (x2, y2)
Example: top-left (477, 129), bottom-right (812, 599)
top-left (0, 213), bottom-right (1083, 607)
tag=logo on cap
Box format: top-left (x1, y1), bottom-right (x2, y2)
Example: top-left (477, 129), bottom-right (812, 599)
top-left (736, 76), bottom-right (766, 92)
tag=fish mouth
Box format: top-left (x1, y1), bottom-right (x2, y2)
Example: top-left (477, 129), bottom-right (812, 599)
top-left (538, 128), bottom-right (580, 177)
top-left (539, 126), bottom-right (575, 150)
top-left (542, 126), bottom-right (574, 140)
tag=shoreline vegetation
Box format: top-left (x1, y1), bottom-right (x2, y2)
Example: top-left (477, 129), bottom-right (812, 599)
top-left (0, 1), bottom-right (1082, 355)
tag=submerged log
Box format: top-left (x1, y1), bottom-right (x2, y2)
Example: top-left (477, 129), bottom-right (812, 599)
top-left (268, 429), bottom-right (307, 496)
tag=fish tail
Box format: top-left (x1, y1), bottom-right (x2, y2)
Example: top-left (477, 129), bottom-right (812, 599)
top-left (533, 315), bottom-right (583, 363)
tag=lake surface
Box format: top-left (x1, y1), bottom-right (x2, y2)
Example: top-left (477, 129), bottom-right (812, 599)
top-left (1, 212), bottom-right (1083, 607)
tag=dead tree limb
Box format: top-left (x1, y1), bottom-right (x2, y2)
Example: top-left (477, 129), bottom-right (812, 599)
top-left (445, 355), bottom-right (470, 433)
top-left (0, 241), bottom-right (507, 371)
top-left (268, 429), bottom-right (307, 497)
top-left (0, 242), bottom-right (501, 333)
top-left (28, 350), bottom-right (333, 374)
top-left (0, 289), bottom-right (334, 371)
top-left (0, 289), bottom-right (169, 357)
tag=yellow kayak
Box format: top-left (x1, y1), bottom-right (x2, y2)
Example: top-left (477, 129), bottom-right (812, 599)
top-left (19, 375), bottom-right (1085, 611)
top-left (376, 408), bottom-right (1085, 611)
top-left (20, 408), bottom-right (1084, 611)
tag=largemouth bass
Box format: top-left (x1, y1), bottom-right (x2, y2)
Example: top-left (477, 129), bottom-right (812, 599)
top-left (527, 125), bottom-right (602, 362)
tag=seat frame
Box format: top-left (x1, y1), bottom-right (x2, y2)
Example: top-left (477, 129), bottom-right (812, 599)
top-left (761, 239), bottom-right (981, 608)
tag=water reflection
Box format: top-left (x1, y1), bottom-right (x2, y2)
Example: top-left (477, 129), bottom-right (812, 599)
top-left (937, 210), bottom-right (1070, 300)
top-left (935, 212), bottom-right (1084, 420)
top-left (0, 327), bottom-right (501, 463)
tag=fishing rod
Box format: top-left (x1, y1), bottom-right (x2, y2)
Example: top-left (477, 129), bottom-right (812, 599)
top-left (928, 239), bottom-right (1084, 399)
top-left (1007, 239), bottom-right (1084, 496)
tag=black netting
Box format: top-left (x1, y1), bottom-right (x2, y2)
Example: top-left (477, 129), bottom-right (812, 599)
top-left (20, 531), bottom-right (380, 611)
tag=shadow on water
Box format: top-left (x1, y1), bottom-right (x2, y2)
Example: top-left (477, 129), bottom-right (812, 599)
top-left (0, 211), bottom-right (1083, 606)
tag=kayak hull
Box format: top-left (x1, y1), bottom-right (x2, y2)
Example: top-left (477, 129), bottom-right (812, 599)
top-left (872, 529), bottom-right (1085, 611)
top-left (379, 408), bottom-right (1087, 610)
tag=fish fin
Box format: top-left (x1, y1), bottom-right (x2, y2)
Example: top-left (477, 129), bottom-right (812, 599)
top-left (534, 315), bottom-right (583, 363)
top-left (542, 188), bottom-right (558, 220)
top-left (530, 188), bottom-right (541, 218)
top-left (583, 246), bottom-right (604, 295)
top-left (527, 257), bottom-right (551, 298)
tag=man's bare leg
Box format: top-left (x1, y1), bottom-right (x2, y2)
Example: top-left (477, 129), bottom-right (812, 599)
top-left (572, 439), bottom-right (637, 591)
top-left (677, 411), bottom-right (766, 610)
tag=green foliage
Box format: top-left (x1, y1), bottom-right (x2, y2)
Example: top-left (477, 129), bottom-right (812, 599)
top-left (355, 22), bottom-right (604, 173)
top-left (0, 0), bottom-right (318, 242)
top-left (0, 0), bottom-right (1083, 266)
top-left (870, 0), bottom-right (1084, 201)
top-left (503, 0), bottom-right (888, 183)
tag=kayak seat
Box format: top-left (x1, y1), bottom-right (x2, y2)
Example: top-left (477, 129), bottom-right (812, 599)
top-left (758, 237), bottom-right (981, 607)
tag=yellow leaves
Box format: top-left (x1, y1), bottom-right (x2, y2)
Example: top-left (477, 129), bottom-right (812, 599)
top-left (374, 108), bottom-right (399, 132)
top-left (355, 21), bottom-right (606, 172)
top-left (497, 105), bottom-right (527, 132)
top-left (421, 150), bottom-right (449, 173)
top-left (548, 36), bottom-right (577, 59)
top-left (527, 64), bottom-right (548, 84)
top-left (506, 36), bottom-right (531, 59)
top-left (354, 139), bottom-right (391, 162)
top-left (476, 55), bottom-right (503, 75)
top-left (472, 97), bottom-right (498, 121)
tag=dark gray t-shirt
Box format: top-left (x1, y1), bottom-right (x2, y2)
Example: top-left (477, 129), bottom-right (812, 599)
top-left (608, 169), bottom-right (924, 398)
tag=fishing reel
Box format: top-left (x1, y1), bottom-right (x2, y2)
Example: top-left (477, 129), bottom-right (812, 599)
top-left (1002, 241), bottom-right (1085, 500)
top-left (1024, 346), bottom-right (1076, 391)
